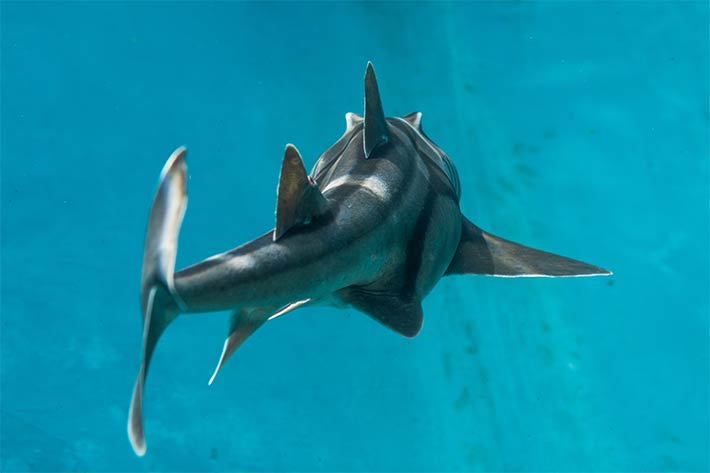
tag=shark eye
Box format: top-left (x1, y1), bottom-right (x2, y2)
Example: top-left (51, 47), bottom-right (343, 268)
top-left (308, 176), bottom-right (316, 185)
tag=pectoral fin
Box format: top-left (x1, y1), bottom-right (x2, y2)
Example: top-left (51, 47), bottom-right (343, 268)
top-left (338, 288), bottom-right (423, 338)
top-left (446, 217), bottom-right (611, 277)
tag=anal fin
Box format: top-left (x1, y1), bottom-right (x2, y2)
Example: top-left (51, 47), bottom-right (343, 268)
top-left (208, 299), bottom-right (312, 385)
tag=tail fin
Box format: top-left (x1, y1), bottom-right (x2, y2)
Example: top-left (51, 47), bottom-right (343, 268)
top-left (128, 147), bottom-right (188, 456)
top-left (446, 216), bottom-right (611, 277)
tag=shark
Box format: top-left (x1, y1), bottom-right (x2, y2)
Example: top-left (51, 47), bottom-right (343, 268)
top-left (127, 62), bottom-right (610, 456)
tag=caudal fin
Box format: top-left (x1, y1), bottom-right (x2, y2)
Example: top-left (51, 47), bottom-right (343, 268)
top-left (446, 216), bottom-right (611, 277)
top-left (128, 147), bottom-right (188, 456)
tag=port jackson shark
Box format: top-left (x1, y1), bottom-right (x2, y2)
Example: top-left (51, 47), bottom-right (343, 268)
top-left (128, 62), bottom-right (610, 455)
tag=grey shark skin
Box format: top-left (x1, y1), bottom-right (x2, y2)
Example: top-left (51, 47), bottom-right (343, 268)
top-left (128, 62), bottom-right (610, 456)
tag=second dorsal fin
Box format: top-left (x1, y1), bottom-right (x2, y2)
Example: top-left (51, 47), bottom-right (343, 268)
top-left (363, 62), bottom-right (389, 159)
top-left (274, 144), bottom-right (330, 241)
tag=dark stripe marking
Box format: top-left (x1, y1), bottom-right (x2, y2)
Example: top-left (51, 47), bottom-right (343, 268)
top-left (401, 190), bottom-right (436, 300)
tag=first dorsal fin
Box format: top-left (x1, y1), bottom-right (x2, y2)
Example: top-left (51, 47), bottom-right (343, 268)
top-left (363, 62), bottom-right (389, 159)
top-left (274, 144), bottom-right (330, 241)
top-left (446, 217), bottom-right (612, 277)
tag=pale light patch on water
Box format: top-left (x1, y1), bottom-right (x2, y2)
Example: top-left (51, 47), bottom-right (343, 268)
top-left (82, 336), bottom-right (121, 371)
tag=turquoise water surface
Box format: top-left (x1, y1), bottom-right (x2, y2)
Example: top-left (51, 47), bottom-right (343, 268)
top-left (2, 2), bottom-right (708, 471)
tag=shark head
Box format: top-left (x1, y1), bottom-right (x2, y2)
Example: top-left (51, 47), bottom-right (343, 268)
top-left (311, 62), bottom-right (462, 206)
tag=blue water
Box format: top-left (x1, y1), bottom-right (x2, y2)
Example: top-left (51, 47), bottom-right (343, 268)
top-left (2, 2), bottom-right (708, 471)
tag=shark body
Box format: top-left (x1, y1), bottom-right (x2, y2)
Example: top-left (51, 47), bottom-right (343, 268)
top-left (128, 63), bottom-right (610, 456)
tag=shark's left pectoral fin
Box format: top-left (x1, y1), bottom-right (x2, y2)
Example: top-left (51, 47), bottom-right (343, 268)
top-left (338, 288), bottom-right (423, 338)
top-left (446, 217), bottom-right (612, 277)
top-left (274, 144), bottom-right (330, 241)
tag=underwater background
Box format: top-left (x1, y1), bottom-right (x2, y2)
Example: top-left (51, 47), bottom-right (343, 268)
top-left (2, 1), bottom-right (708, 471)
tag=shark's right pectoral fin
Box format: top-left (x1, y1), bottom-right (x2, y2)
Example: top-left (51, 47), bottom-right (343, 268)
top-left (446, 216), bottom-right (611, 277)
top-left (337, 288), bottom-right (423, 338)
top-left (128, 147), bottom-right (188, 457)
top-left (274, 144), bottom-right (330, 241)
